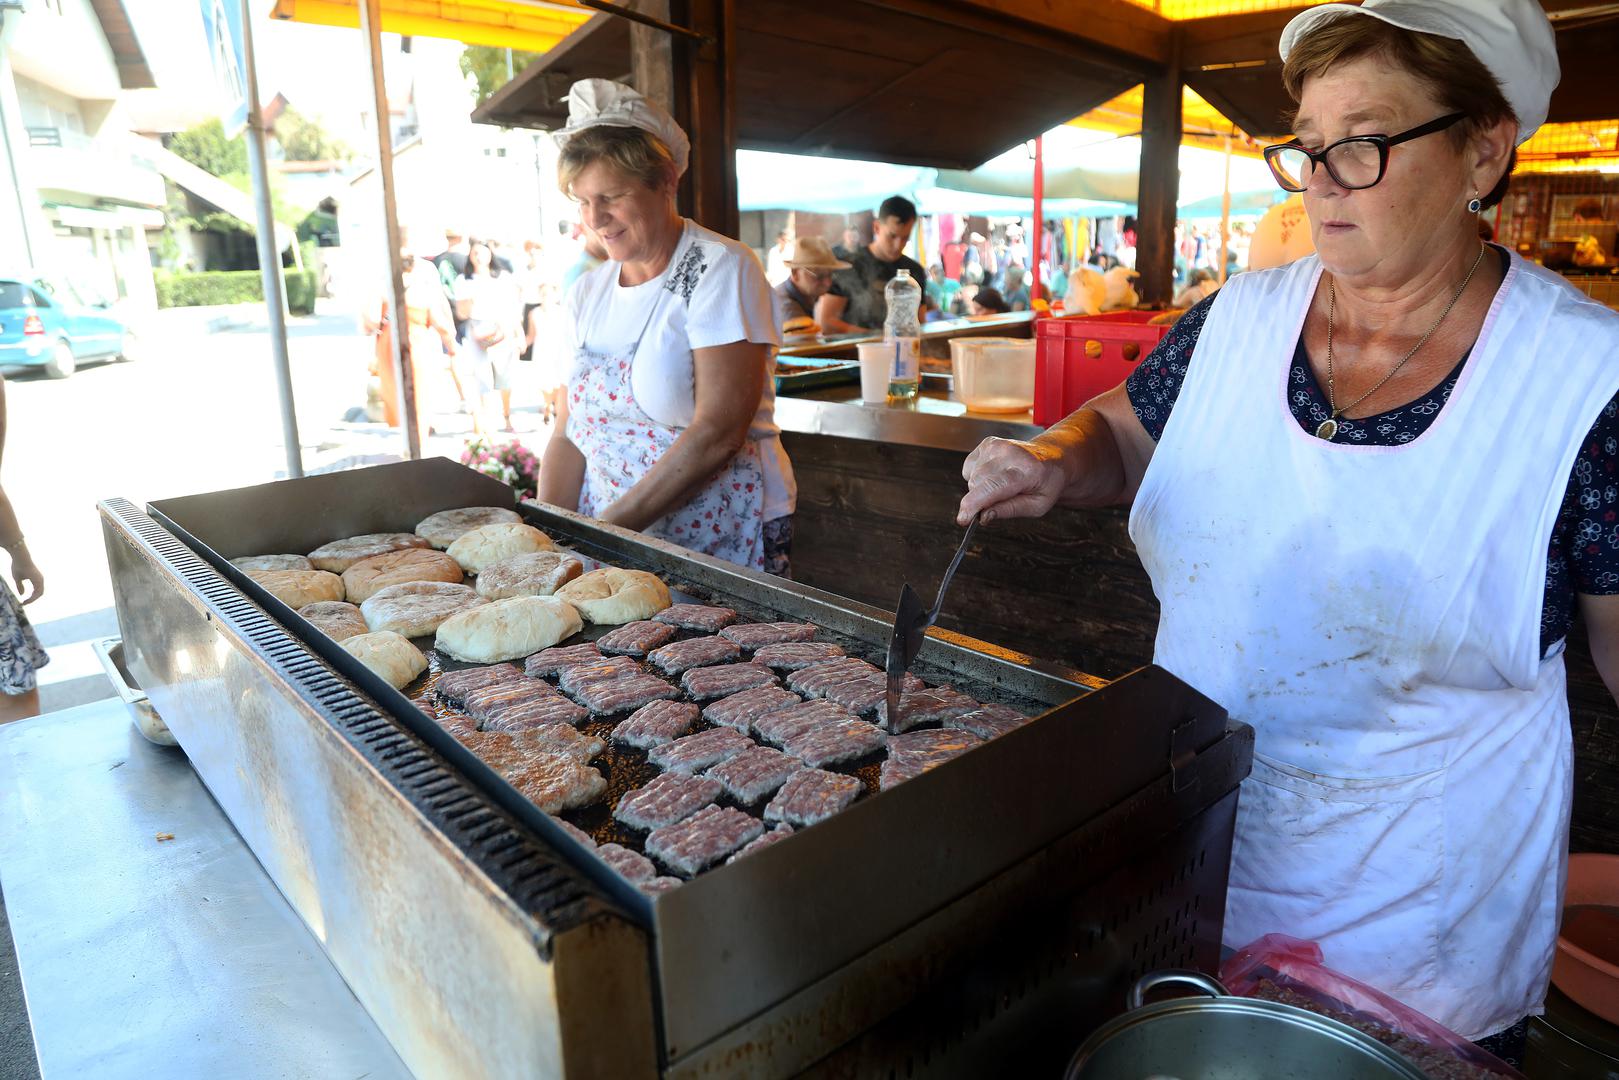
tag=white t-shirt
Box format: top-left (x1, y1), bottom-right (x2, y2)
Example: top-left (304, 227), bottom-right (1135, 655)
top-left (567, 219), bottom-right (795, 520)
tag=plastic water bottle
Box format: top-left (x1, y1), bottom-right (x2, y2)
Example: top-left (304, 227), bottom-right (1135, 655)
top-left (883, 269), bottom-right (921, 404)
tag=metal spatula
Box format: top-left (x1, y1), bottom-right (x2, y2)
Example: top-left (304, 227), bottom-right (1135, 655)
top-left (885, 514), bottom-right (980, 724)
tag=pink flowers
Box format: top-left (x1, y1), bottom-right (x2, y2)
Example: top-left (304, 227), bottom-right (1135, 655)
top-left (460, 436), bottom-right (541, 501)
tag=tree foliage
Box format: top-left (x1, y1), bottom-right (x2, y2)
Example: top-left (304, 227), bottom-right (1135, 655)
top-left (167, 118), bottom-right (248, 178)
top-left (274, 106), bottom-right (351, 162)
top-left (460, 45), bottom-right (541, 106)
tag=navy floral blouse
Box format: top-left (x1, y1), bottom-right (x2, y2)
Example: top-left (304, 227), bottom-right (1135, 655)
top-left (1124, 288), bottom-right (1619, 656)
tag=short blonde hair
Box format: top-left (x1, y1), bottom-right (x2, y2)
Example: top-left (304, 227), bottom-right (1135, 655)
top-left (1281, 15), bottom-right (1517, 209)
top-left (557, 125), bottom-right (677, 197)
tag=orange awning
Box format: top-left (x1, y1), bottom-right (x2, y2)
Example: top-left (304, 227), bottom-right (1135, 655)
top-left (268, 0), bottom-right (591, 52)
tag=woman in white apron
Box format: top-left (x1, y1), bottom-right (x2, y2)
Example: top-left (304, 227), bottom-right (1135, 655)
top-left (538, 80), bottom-right (794, 574)
top-left (957, 0), bottom-right (1619, 1066)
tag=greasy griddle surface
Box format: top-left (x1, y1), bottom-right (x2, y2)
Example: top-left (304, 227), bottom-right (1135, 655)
top-left (401, 544), bottom-right (1046, 866)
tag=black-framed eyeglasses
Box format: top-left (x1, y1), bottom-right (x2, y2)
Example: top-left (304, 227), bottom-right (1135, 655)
top-left (1264, 113), bottom-right (1466, 193)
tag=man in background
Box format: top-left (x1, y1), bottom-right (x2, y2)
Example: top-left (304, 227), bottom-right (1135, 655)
top-left (816, 196), bottom-right (931, 332)
top-left (773, 237), bottom-right (849, 331)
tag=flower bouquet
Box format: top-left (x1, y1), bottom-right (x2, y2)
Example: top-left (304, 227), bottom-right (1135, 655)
top-left (461, 436), bottom-right (540, 501)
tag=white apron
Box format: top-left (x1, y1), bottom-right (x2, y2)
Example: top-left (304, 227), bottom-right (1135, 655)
top-left (1129, 251), bottom-right (1619, 1038)
top-left (567, 233), bottom-right (769, 570)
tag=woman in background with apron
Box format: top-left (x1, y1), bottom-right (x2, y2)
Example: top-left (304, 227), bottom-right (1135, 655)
top-left (538, 80), bottom-right (794, 575)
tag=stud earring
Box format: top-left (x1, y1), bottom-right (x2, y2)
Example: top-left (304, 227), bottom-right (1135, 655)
top-left (1467, 191), bottom-right (1483, 214)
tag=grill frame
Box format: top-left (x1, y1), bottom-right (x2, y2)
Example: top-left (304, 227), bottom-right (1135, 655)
top-left (110, 457), bottom-right (1253, 1073)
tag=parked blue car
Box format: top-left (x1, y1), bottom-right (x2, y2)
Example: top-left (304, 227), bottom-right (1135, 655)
top-left (0, 272), bottom-right (135, 378)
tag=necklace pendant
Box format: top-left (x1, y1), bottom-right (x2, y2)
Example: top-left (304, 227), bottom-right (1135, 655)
top-left (1316, 417), bottom-right (1339, 441)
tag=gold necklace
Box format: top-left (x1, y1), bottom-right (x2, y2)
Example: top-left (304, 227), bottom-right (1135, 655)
top-left (1317, 242), bottom-right (1487, 441)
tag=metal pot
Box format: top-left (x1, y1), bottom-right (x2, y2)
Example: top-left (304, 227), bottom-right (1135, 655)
top-left (1066, 971), bottom-right (1429, 1080)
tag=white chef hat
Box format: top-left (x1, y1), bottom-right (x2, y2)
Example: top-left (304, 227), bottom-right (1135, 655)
top-left (1278, 0), bottom-right (1560, 145)
top-left (552, 78), bottom-right (691, 179)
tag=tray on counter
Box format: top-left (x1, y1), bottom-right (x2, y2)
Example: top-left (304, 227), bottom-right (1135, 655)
top-left (774, 355), bottom-right (860, 392)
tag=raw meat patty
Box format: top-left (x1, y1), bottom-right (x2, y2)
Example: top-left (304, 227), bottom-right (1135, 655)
top-left (647, 727), bottom-right (753, 774)
top-left (654, 604), bottom-right (738, 632)
top-left (597, 842), bottom-right (656, 883)
top-left (782, 718), bottom-right (886, 767)
top-left (461, 725), bottom-right (602, 765)
top-left (753, 642), bottom-right (845, 670)
top-left (874, 687), bottom-right (981, 734)
top-left (754, 699), bottom-right (854, 748)
top-left (786, 657), bottom-right (879, 697)
top-left (646, 805), bottom-right (765, 877)
top-left (880, 728), bottom-right (985, 789)
top-left (597, 620), bottom-right (676, 657)
top-left (462, 735), bottom-right (606, 812)
top-left (524, 642), bottom-right (603, 678)
top-left (945, 704), bottom-right (1032, 741)
top-left (822, 671), bottom-right (925, 715)
top-left (702, 686), bottom-right (800, 731)
top-left (548, 815), bottom-right (596, 849)
top-left (641, 876), bottom-right (682, 894)
top-left (614, 772), bottom-right (723, 831)
top-left (726, 824), bottom-right (794, 864)
top-left (765, 769), bottom-right (862, 826)
top-left (704, 745), bottom-right (803, 803)
top-left (558, 657), bottom-right (643, 695)
top-left (720, 622), bottom-right (819, 650)
top-left (681, 662), bottom-right (777, 701)
top-left (435, 663), bottom-right (525, 709)
top-left (612, 700), bottom-right (700, 748)
top-left (573, 673), bottom-right (681, 715)
top-left (647, 635), bottom-right (741, 675)
top-left (481, 693), bottom-right (590, 731)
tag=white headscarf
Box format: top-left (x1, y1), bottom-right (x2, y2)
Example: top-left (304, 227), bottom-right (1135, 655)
top-left (552, 78), bottom-right (691, 179)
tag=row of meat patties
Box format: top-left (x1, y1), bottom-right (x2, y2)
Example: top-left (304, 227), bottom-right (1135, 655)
top-left (233, 505), bottom-right (1034, 894)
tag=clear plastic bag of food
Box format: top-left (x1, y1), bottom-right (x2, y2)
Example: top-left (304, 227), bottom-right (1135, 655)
top-left (1219, 934), bottom-right (1524, 1079)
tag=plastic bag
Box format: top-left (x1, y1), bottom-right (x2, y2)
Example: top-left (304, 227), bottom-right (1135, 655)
top-left (1219, 934), bottom-right (1525, 1078)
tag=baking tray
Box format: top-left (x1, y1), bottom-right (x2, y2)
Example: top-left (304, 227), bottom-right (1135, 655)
top-left (774, 355), bottom-right (860, 392)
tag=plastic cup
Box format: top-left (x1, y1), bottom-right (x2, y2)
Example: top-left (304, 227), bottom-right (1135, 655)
top-left (857, 342), bottom-right (896, 405)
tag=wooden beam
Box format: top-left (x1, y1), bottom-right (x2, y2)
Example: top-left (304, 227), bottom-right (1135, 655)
top-left (1137, 30), bottom-right (1182, 308)
top-left (674, 0), bottom-right (738, 237)
top-left (1180, 9), bottom-right (1293, 71)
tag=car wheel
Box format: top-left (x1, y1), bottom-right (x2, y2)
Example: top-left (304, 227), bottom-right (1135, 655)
top-left (118, 330), bottom-right (138, 363)
top-left (44, 340), bottom-right (76, 379)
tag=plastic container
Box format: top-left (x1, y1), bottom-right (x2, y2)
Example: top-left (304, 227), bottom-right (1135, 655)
top-left (857, 341), bottom-right (898, 405)
top-left (1554, 853), bottom-right (1619, 1026)
top-left (948, 337), bottom-right (1036, 413)
top-left (1034, 310), bottom-right (1172, 426)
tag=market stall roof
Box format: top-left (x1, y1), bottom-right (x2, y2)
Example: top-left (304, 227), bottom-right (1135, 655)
top-left (472, 0), bottom-right (1156, 170)
top-left (267, 0), bottom-right (591, 52)
top-left (1069, 84), bottom-right (1266, 157)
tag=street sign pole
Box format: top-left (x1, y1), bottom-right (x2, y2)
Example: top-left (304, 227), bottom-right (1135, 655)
top-left (235, 0), bottom-right (303, 478)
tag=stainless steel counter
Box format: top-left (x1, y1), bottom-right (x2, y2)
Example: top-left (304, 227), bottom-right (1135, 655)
top-left (779, 311), bottom-right (1036, 359)
top-left (0, 699), bottom-right (410, 1080)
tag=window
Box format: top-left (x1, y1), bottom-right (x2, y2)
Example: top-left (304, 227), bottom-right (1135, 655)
top-left (0, 283), bottom-right (32, 309)
top-left (30, 288), bottom-right (53, 308)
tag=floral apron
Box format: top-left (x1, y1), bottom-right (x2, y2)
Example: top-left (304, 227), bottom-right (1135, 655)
top-left (569, 255), bottom-right (769, 570)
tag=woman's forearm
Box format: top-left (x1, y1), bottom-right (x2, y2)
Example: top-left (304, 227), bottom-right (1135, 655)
top-left (599, 423), bottom-right (745, 532)
top-left (1034, 408), bottom-right (1129, 509)
top-left (539, 435), bottom-right (587, 511)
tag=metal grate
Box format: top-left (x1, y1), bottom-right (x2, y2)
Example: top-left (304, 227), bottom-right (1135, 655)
top-left (103, 498), bottom-right (613, 937)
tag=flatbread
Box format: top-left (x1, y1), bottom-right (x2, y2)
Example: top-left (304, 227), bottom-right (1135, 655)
top-left (475, 551), bottom-right (585, 599)
top-left (555, 568), bottom-right (671, 625)
top-left (298, 600), bottom-right (369, 641)
top-left (341, 631), bottom-right (427, 690)
top-left (446, 523), bottom-right (557, 574)
top-left (415, 506), bottom-right (522, 549)
top-left (232, 554), bottom-right (312, 572)
top-left (308, 532), bottom-right (431, 573)
top-left (361, 580), bottom-right (487, 637)
top-left (342, 547), bottom-right (463, 603)
top-left (434, 596), bottom-right (583, 664)
top-left (248, 569), bottom-right (344, 608)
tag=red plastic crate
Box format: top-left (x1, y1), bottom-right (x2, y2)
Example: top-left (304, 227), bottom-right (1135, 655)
top-left (1034, 311), bottom-right (1172, 427)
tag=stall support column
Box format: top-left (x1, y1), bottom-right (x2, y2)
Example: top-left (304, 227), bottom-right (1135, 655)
top-left (1032, 134), bottom-right (1044, 304)
top-left (677, 0), bottom-right (738, 238)
top-left (1137, 31), bottom-right (1183, 307)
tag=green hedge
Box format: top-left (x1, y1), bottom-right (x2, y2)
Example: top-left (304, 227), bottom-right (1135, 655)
top-left (155, 269), bottom-right (318, 315)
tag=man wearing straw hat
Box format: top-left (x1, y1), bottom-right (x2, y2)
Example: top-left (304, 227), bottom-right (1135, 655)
top-left (773, 236), bottom-right (849, 334)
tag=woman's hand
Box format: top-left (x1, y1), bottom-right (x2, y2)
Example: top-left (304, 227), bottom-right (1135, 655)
top-left (10, 546), bottom-right (42, 605)
top-left (958, 437), bottom-right (1070, 525)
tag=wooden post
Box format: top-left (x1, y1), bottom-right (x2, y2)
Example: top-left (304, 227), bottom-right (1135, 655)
top-left (676, 0), bottom-right (738, 237)
top-left (1137, 31), bottom-right (1182, 307)
top-left (1032, 135), bottom-right (1044, 304)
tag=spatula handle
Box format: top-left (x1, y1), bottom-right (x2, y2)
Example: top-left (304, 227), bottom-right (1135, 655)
top-left (927, 513), bottom-right (979, 624)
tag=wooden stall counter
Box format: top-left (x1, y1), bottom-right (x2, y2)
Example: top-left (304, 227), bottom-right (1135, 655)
top-left (779, 311), bottom-right (1037, 362)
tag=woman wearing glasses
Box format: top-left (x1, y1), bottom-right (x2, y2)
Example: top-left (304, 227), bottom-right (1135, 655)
top-left (957, 0), bottom-right (1619, 1061)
